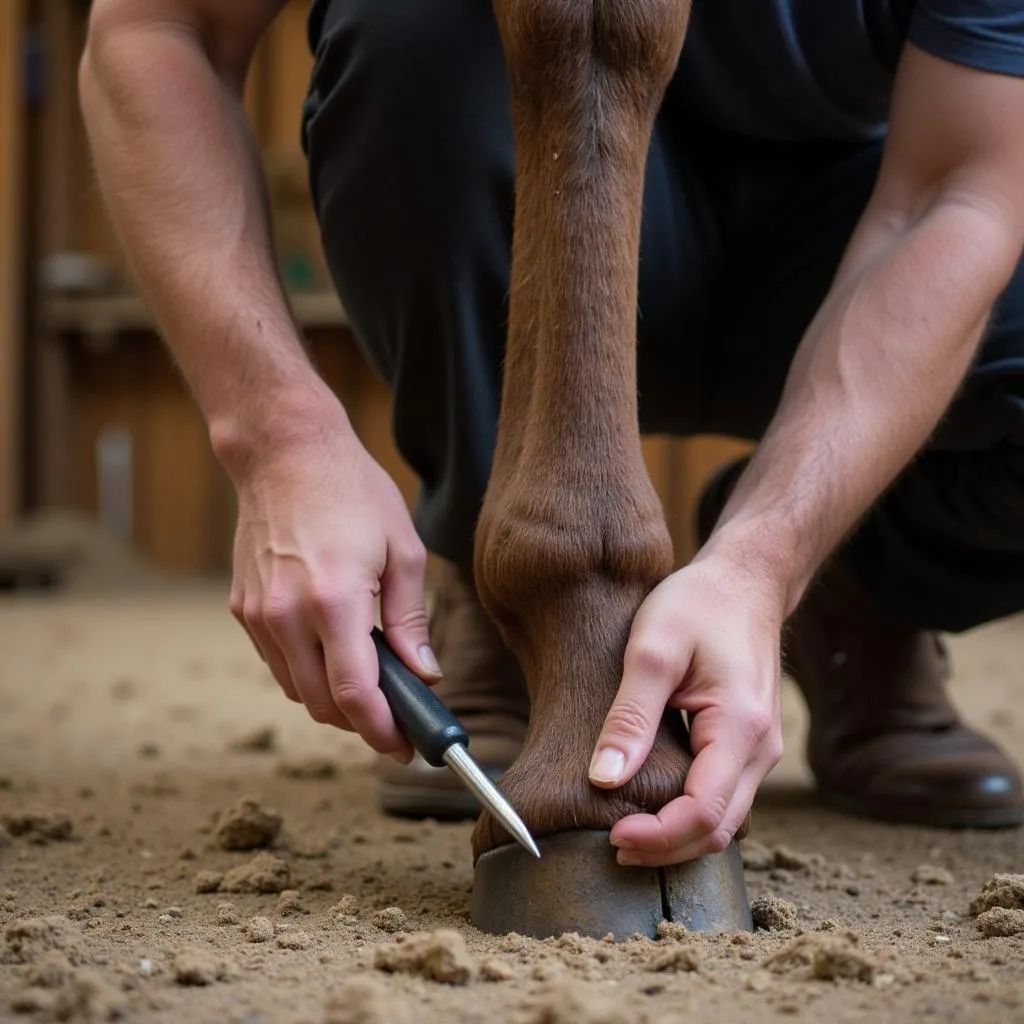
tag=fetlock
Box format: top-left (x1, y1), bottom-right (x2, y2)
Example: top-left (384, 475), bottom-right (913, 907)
top-left (470, 568), bottom-right (690, 861)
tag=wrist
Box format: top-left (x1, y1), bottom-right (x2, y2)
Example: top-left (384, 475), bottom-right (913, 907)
top-left (210, 379), bottom-right (354, 486)
top-left (693, 517), bottom-right (811, 620)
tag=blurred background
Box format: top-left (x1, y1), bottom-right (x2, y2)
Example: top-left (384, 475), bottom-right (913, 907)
top-left (0, 0), bottom-right (747, 595)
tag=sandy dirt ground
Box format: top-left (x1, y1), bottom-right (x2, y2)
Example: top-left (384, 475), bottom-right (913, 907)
top-left (1, 584), bottom-right (1023, 1023)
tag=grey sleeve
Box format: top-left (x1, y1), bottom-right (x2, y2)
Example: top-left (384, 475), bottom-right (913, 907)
top-left (909, 0), bottom-right (1024, 75)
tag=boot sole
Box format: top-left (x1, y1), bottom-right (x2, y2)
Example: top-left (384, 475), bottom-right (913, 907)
top-left (378, 781), bottom-right (484, 821)
top-left (377, 760), bottom-right (510, 821)
top-left (817, 785), bottom-right (1024, 830)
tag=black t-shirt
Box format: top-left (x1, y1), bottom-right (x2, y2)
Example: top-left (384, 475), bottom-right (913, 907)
top-left (674, 0), bottom-right (1024, 139)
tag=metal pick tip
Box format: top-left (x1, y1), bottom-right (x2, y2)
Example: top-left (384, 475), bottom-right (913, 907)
top-left (443, 743), bottom-right (541, 859)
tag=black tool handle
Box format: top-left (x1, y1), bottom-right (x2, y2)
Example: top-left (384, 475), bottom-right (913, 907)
top-left (371, 627), bottom-right (468, 767)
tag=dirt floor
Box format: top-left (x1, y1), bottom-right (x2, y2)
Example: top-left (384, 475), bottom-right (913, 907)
top-left (2, 582), bottom-right (1023, 1023)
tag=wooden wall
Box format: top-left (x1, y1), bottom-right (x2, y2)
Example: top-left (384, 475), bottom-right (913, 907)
top-left (1, 1), bottom-right (26, 532)
top-left (27, 0), bottom-right (750, 575)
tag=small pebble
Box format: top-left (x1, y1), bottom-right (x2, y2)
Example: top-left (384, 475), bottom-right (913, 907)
top-left (277, 890), bottom-right (303, 916)
top-left (245, 917), bottom-right (275, 943)
top-left (371, 907), bottom-right (407, 933)
top-left (216, 903), bottom-right (238, 926)
top-left (276, 929), bottom-right (311, 950)
top-left (913, 864), bottom-right (954, 886)
top-left (332, 895), bottom-right (359, 917)
top-left (480, 958), bottom-right (516, 982)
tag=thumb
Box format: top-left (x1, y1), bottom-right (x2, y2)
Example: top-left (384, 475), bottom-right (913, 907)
top-left (380, 540), bottom-right (441, 682)
top-left (589, 637), bottom-right (687, 790)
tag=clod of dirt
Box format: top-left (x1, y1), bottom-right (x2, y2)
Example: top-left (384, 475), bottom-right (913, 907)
top-left (228, 725), bottom-right (276, 753)
top-left (214, 798), bottom-right (282, 851)
top-left (773, 845), bottom-right (814, 872)
top-left (370, 907), bottom-right (407, 933)
top-left (10, 987), bottom-right (55, 1015)
top-left (765, 933), bottom-right (879, 984)
top-left (215, 904), bottom-right (238, 926)
top-left (277, 890), bottom-right (303, 916)
top-left (244, 917), bottom-right (274, 943)
top-left (647, 945), bottom-right (701, 973)
top-left (332, 896), bottom-right (360, 917)
top-left (3, 916), bottom-right (88, 966)
top-left (172, 948), bottom-right (232, 986)
top-left (220, 852), bottom-right (290, 894)
top-left (51, 969), bottom-right (126, 1021)
top-left (2, 810), bottom-right (74, 844)
top-left (745, 969), bottom-right (773, 993)
top-left (975, 907), bottom-right (1024, 937)
top-left (525, 979), bottom-right (635, 1024)
top-left (373, 930), bottom-right (475, 985)
top-left (740, 839), bottom-right (774, 871)
top-left (289, 835), bottom-right (331, 859)
top-left (276, 756), bottom-right (337, 780)
top-left (969, 873), bottom-right (1024, 915)
top-left (193, 871), bottom-right (224, 894)
top-left (913, 864), bottom-right (954, 886)
top-left (324, 975), bottom-right (413, 1024)
top-left (751, 893), bottom-right (797, 931)
top-left (276, 929), bottom-right (311, 950)
top-left (23, 951), bottom-right (73, 989)
top-left (480, 958), bottom-right (516, 982)
top-left (655, 921), bottom-right (687, 941)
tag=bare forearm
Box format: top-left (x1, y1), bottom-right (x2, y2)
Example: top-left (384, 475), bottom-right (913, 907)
top-left (79, 11), bottom-right (342, 478)
top-left (703, 197), bottom-right (1021, 613)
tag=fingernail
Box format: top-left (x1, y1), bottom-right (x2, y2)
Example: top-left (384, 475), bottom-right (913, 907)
top-left (610, 836), bottom-right (635, 850)
top-left (589, 747), bottom-right (626, 785)
top-left (617, 852), bottom-right (643, 867)
top-left (418, 644), bottom-right (441, 675)
top-left (391, 748), bottom-right (414, 766)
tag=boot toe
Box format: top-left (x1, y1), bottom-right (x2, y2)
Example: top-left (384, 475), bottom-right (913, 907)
top-left (376, 731), bottom-right (524, 820)
top-left (817, 726), bottom-right (1024, 828)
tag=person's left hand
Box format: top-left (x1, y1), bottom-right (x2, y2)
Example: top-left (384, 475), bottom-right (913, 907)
top-left (587, 553), bottom-right (786, 866)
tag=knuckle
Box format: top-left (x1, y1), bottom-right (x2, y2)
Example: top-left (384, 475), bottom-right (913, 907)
top-left (705, 827), bottom-right (732, 854)
top-left (241, 599), bottom-right (261, 629)
top-left (603, 698), bottom-right (654, 741)
top-left (386, 605), bottom-right (430, 636)
top-left (691, 804), bottom-right (721, 836)
top-left (741, 708), bottom-right (773, 744)
top-left (691, 794), bottom-right (728, 836)
top-left (764, 734), bottom-right (785, 768)
top-left (262, 589), bottom-right (298, 629)
top-left (306, 702), bottom-right (337, 725)
top-left (329, 678), bottom-right (366, 713)
top-left (399, 540), bottom-right (427, 572)
top-left (228, 592), bottom-right (244, 621)
top-left (629, 640), bottom-right (675, 681)
top-left (308, 584), bottom-right (347, 620)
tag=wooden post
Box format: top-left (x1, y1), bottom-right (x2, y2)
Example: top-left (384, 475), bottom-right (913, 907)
top-left (0, 0), bottom-right (26, 531)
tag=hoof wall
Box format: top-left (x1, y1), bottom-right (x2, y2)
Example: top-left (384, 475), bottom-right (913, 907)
top-left (471, 830), bottom-right (751, 939)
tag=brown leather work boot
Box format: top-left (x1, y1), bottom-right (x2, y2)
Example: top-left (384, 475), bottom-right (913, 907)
top-left (376, 559), bottom-right (529, 819)
top-left (698, 459), bottom-right (1024, 828)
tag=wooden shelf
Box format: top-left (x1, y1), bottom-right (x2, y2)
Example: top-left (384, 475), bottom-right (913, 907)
top-left (40, 290), bottom-right (348, 341)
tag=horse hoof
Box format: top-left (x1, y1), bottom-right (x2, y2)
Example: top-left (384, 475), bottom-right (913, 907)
top-left (471, 829), bottom-right (752, 939)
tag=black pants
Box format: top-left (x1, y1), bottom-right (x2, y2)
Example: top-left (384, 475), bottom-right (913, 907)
top-left (301, 0), bottom-right (1024, 634)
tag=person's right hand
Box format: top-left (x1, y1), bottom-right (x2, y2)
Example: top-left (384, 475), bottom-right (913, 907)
top-left (227, 395), bottom-right (440, 762)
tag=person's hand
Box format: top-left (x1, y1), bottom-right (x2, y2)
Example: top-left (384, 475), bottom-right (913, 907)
top-left (588, 554), bottom-right (785, 865)
top-left (227, 395), bottom-right (439, 762)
